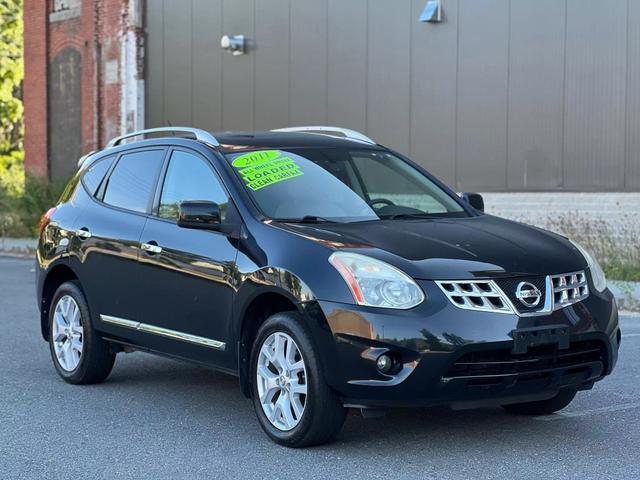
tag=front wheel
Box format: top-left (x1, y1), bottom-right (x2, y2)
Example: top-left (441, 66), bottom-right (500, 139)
top-left (503, 389), bottom-right (577, 415)
top-left (250, 312), bottom-right (347, 447)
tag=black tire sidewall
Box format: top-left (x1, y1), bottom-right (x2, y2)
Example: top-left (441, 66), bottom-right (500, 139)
top-left (250, 312), bottom-right (328, 446)
top-left (48, 281), bottom-right (98, 383)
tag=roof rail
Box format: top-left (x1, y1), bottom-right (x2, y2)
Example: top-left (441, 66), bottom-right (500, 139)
top-left (271, 126), bottom-right (376, 145)
top-left (77, 150), bottom-right (98, 168)
top-left (106, 127), bottom-right (220, 148)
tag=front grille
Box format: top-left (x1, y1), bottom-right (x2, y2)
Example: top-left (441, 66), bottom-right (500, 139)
top-left (494, 276), bottom-right (547, 314)
top-left (551, 271), bottom-right (589, 310)
top-left (436, 280), bottom-right (512, 314)
top-left (437, 270), bottom-right (589, 316)
top-left (443, 340), bottom-right (605, 380)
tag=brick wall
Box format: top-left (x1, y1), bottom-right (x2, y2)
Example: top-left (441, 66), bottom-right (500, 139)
top-left (23, 0), bottom-right (143, 179)
top-left (23, 0), bottom-right (48, 176)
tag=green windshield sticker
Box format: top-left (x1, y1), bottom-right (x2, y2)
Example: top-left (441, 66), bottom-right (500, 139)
top-left (232, 150), bottom-right (303, 191)
top-left (232, 150), bottom-right (281, 168)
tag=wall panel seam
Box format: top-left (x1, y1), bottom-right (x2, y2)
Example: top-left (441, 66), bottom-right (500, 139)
top-left (624, 0), bottom-right (630, 189)
top-left (453, 0), bottom-right (460, 190)
top-left (560, 0), bottom-right (568, 189)
top-left (505, 0), bottom-right (511, 189)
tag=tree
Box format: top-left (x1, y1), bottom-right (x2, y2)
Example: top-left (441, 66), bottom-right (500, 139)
top-left (0, 0), bottom-right (24, 196)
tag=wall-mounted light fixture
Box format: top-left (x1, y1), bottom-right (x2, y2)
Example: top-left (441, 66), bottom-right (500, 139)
top-left (419, 0), bottom-right (442, 23)
top-left (220, 35), bottom-right (246, 56)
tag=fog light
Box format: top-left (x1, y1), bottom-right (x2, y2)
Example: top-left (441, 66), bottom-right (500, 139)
top-left (376, 354), bottom-right (394, 374)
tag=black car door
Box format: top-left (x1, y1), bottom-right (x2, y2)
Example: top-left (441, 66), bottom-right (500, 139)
top-left (135, 148), bottom-right (239, 367)
top-left (71, 147), bottom-right (166, 334)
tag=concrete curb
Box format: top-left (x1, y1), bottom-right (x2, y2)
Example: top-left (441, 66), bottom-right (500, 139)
top-left (0, 238), bottom-right (37, 255)
top-left (609, 281), bottom-right (640, 313)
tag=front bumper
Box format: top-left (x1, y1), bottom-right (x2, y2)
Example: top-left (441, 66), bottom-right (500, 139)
top-left (304, 280), bottom-right (620, 409)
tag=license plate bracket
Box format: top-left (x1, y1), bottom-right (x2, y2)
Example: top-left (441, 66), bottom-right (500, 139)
top-left (509, 325), bottom-right (570, 354)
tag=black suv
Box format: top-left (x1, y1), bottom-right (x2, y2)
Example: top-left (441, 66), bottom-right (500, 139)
top-left (36, 126), bottom-right (620, 447)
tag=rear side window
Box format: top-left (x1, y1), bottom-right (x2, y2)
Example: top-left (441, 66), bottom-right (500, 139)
top-left (103, 149), bottom-right (165, 213)
top-left (158, 150), bottom-right (229, 220)
top-left (82, 156), bottom-right (114, 196)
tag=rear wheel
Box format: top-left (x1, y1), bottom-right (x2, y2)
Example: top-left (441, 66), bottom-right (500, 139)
top-left (503, 389), bottom-right (577, 415)
top-left (250, 312), bottom-right (346, 447)
top-left (48, 281), bottom-right (116, 384)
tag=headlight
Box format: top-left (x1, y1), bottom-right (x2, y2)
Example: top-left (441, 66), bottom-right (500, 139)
top-left (329, 252), bottom-right (425, 309)
top-left (570, 240), bottom-right (607, 292)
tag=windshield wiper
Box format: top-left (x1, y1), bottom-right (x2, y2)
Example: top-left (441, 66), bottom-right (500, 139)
top-left (380, 213), bottom-right (438, 221)
top-left (275, 215), bottom-right (334, 224)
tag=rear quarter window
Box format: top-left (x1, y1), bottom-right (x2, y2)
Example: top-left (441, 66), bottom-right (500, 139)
top-left (102, 149), bottom-right (165, 213)
top-left (81, 156), bottom-right (115, 196)
top-left (58, 171), bottom-right (81, 204)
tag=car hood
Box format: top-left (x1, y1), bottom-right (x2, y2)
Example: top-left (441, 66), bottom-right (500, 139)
top-left (278, 215), bottom-right (587, 280)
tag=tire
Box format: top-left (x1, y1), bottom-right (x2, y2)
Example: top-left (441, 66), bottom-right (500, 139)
top-left (48, 281), bottom-right (116, 384)
top-left (503, 389), bottom-right (577, 415)
top-left (250, 312), bottom-right (347, 447)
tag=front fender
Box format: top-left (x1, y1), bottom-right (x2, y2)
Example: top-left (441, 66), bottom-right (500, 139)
top-left (232, 266), bottom-right (317, 340)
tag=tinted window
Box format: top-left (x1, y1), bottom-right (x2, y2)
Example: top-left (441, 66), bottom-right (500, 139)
top-left (225, 149), bottom-right (466, 222)
top-left (82, 156), bottom-right (114, 196)
top-left (351, 154), bottom-right (455, 214)
top-left (103, 149), bottom-right (165, 213)
top-left (158, 150), bottom-right (229, 220)
top-left (58, 172), bottom-right (81, 203)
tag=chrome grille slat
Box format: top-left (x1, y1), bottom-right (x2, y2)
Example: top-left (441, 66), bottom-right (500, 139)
top-left (551, 271), bottom-right (589, 310)
top-left (438, 270), bottom-right (589, 315)
top-left (554, 283), bottom-right (586, 292)
top-left (436, 280), bottom-right (513, 314)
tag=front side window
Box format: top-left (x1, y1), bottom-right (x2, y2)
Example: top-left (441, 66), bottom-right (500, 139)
top-left (103, 149), bottom-right (165, 213)
top-left (158, 150), bottom-right (229, 221)
top-left (225, 148), bottom-right (467, 222)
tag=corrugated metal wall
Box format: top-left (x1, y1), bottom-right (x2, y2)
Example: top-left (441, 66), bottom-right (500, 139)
top-left (145, 0), bottom-right (640, 192)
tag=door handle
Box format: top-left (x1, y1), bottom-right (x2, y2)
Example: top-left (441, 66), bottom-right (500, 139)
top-left (141, 242), bottom-right (162, 255)
top-left (75, 228), bottom-right (92, 239)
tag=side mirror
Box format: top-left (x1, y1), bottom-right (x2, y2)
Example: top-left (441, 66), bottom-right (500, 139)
top-left (177, 201), bottom-right (222, 230)
top-left (461, 192), bottom-right (484, 212)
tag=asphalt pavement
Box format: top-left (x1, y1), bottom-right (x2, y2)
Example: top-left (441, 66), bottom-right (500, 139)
top-left (1, 255), bottom-right (639, 479)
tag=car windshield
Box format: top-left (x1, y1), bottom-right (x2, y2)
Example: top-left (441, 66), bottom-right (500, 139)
top-left (225, 148), bottom-right (468, 223)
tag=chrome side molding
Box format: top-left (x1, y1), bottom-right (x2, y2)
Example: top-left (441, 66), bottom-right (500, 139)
top-left (100, 315), bottom-right (138, 329)
top-left (99, 315), bottom-right (226, 350)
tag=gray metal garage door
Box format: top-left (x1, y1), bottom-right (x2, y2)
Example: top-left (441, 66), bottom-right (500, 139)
top-left (145, 0), bottom-right (640, 192)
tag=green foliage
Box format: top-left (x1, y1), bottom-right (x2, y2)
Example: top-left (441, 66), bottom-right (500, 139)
top-left (544, 213), bottom-right (640, 284)
top-left (0, 148), bottom-right (24, 195)
top-left (0, 0), bottom-right (23, 156)
top-left (0, 174), bottom-right (68, 237)
top-left (19, 175), bottom-right (68, 236)
top-left (602, 262), bottom-right (640, 283)
top-left (0, 0), bottom-right (27, 237)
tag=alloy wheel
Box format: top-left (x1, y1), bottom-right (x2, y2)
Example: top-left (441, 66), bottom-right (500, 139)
top-left (52, 295), bottom-right (84, 371)
top-left (256, 332), bottom-right (308, 431)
